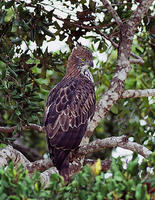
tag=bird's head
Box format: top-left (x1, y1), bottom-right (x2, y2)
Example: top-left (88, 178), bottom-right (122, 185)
top-left (67, 45), bottom-right (94, 75)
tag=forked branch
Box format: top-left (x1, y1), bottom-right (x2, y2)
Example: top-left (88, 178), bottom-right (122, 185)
top-left (0, 135), bottom-right (152, 186)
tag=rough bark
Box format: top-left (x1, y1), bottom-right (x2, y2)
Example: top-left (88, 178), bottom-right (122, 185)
top-left (0, 136), bottom-right (152, 186)
top-left (83, 0), bottom-right (154, 137)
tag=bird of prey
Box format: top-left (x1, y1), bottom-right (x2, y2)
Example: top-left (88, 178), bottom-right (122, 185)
top-left (43, 45), bottom-right (96, 181)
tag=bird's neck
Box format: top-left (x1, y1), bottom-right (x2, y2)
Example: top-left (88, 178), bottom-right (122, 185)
top-left (80, 68), bottom-right (94, 83)
top-left (66, 65), bottom-right (94, 83)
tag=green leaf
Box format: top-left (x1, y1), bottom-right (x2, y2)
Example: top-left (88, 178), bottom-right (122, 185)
top-left (114, 171), bottom-right (124, 182)
top-left (8, 66), bottom-right (18, 78)
top-left (135, 184), bottom-right (144, 200)
top-left (111, 104), bottom-right (118, 114)
top-left (5, 0), bottom-right (14, 9)
top-left (127, 157), bottom-right (139, 176)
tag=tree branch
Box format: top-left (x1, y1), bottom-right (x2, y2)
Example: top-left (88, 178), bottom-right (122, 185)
top-left (84, 159), bottom-right (111, 173)
top-left (0, 135), bottom-right (152, 186)
top-left (0, 123), bottom-right (43, 134)
top-left (13, 138), bottom-right (42, 161)
top-left (86, 88), bottom-right (155, 137)
top-left (84, 0), bottom-right (154, 137)
top-left (0, 136), bottom-right (152, 172)
top-left (78, 136), bottom-right (152, 159)
top-left (0, 89), bottom-right (154, 135)
top-left (0, 145), bottom-right (30, 167)
top-left (129, 58), bottom-right (144, 64)
top-left (128, 0), bottom-right (155, 32)
top-left (26, 158), bottom-right (53, 173)
top-left (94, 26), bottom-right (144, 65)
top-left (101, 0), bottom-right (123, 26)
top-left (122, 89), bottom-right (155, 98)
top-left (40, 167), bottom-right (58, 187)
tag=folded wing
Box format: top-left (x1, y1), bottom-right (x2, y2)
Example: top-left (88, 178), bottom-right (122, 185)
top-left (43, 76), bottom-right (95, 176)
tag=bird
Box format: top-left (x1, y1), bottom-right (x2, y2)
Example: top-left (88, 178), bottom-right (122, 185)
top-left (42, 45), bottom-right (96, 181)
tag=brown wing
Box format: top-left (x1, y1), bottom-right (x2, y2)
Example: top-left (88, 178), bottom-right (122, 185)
top-left (43, 76), bottom-right (96, 150)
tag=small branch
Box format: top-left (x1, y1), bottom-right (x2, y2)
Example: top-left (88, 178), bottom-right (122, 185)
top-left (101, 0), bottom-right (123, 26)
top-left (27, 124), bottom-right (43, 132)
top-left (122, 89), bottom-right (155, 98)
top-left (93, 25), bottom-right (144, 65)
top-left (129, 58), bottom-right (144, 65)
top-left (0, 123), bottom-right (43, 134)
top-left (0, 126), bottom-right (17, 133)
top-left (1, 90), bottom-right (153, 137)
top-left (130, 52), bottom-right (144, 61)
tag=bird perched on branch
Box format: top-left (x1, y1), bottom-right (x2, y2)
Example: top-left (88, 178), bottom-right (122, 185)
top-left (43, 45), bottom-right (96, 181)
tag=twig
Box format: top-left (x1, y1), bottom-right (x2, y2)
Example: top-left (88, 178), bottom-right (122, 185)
top-left (129, 58), bottom-right (144, 64)
top-left (93, 25), bottom-right (144, 65)
top-left (101, 0), bottom-right (123, 26)
top-left (0, 123), bottom-right (43, 133)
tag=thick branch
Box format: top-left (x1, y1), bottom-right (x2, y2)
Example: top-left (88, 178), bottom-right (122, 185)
top-left (0, 145), bottom-right (30, 167)
top-left (40, 167), bottom-right (58, 186)
top-left (78, 136), bottom-right (152, 159)
top-left (0, 135), bottom-right (152, 186)
top-left (26, 158), bottom-right (53, 173)
top-left (84, 159), bottom-right (111, 173)
top-left (0, 136), bottom-right (152, 171)
top-left (13, 138), bottom-right (42, 161)
top-left (84, 0), bottom-right (154, 136)
top-left (0, 145), bottom-right (58, 186)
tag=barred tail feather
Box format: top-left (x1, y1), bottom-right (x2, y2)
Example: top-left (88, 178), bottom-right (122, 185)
top-left (50, 148), bottom-right (70, 181)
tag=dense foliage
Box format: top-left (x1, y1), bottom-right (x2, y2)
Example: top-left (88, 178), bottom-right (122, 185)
top-left (0, 153), bottom-right (154, 200)
top-left (0, 0), bottom-right (154, 199)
